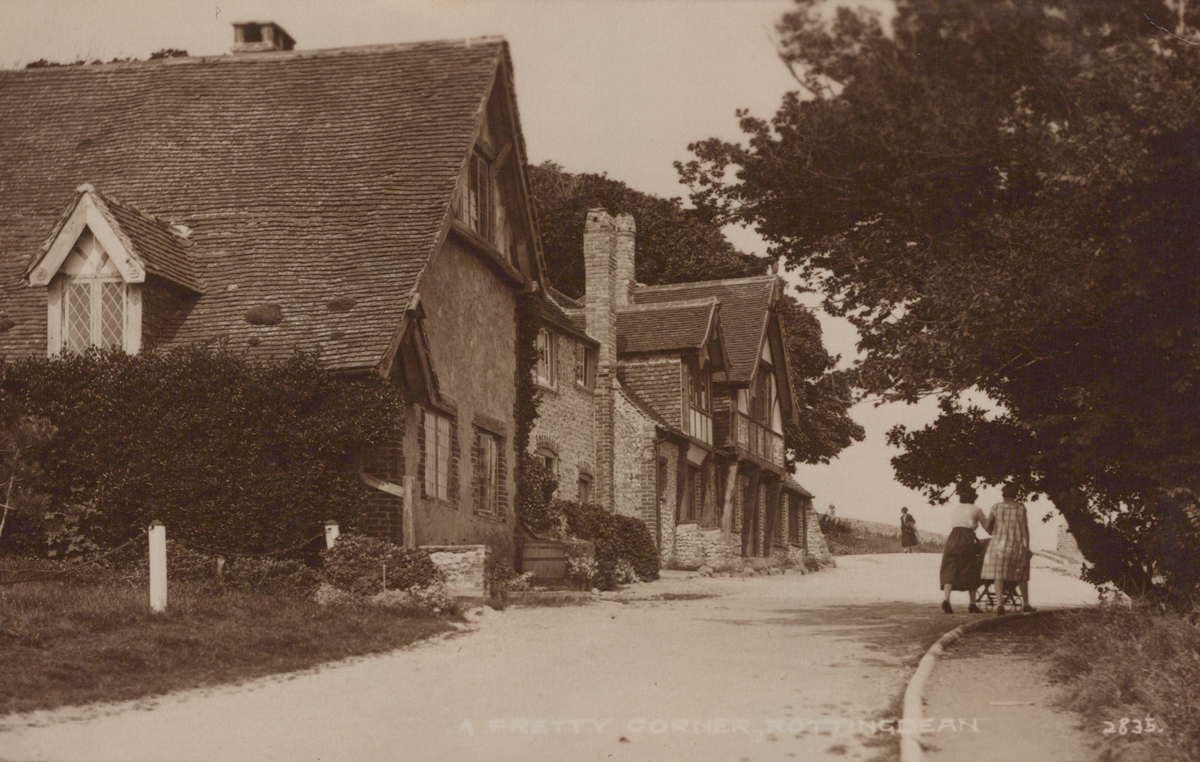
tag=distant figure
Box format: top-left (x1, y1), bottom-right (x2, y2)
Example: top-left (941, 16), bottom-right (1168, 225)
top-left (900, 507), bottom-right (917, 553)
top-left (981, 483), bottom-right (1036, 615)
top-left (828, 504), bottom-right (836, 519)
top-left (940, 484), bottom-right (987, 614)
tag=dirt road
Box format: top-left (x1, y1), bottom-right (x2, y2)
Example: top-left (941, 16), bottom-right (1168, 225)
top-left (0, 554), bottom-right (1097, 762)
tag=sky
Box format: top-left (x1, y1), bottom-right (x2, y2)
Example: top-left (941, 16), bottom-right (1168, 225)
top-left (0, 0), bottom-right (1064, 549)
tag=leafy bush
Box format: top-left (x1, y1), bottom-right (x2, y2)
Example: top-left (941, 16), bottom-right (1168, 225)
top-left (560, 500), bottom-right (658, 589)
top-left (0, 345), bottom-right (403, 556)
top-left (320, 534), bottom-right (440, 597)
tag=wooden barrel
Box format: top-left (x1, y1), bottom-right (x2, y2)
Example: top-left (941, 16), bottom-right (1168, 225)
top-left (521, 541), bottom-right (568, 582)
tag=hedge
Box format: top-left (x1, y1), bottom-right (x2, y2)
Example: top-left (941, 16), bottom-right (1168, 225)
top-left (0, 345), bottom-right (403, 557)
top-left (560, 500), bottom-right (659, 588)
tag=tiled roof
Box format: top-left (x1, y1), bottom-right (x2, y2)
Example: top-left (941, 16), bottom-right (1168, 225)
top-left (30, 187), bottom-right (203, 293)
top-left (0, 39), bottom-right (508, 370)
top-left (617, 358), bottom-right (682, 430)
top-left (616, 299), bottom-right (717, 355)
top-left (617, 383), bottom-right (684, 440)
top-left (783, 473), bottom-right (814, 499)
top-left (634, 276), bottom-right (778, 384)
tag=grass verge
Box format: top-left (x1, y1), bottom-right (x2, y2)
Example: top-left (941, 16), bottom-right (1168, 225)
top-left (0, 579), bottom-right (455, 717)
top-left (1048, 601), bottom-right (1200, 762)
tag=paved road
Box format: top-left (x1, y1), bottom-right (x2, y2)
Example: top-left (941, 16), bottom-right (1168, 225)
top-left (0, 554), bottom-right (1098, 762)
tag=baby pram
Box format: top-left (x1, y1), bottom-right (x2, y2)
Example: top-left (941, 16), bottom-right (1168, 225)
top-left (974, 538), bottom-right (1024, 611)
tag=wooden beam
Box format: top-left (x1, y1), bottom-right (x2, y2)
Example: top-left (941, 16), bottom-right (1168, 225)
top-left (763, 478), bottom-right (782, 560)
top-left (720, 459), bottom-right (738, 537)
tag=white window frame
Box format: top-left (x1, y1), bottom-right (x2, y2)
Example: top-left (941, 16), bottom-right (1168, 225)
top-left (475, 429), bottom-right (501, 517)
top-left (466, 151), bottom-right (492, 241)
top-left (574, 340), bottom-right (596, 389)
top-left (536, 328), bottom-right (556, 388)
top-left (423, 408), bottom-right (454, 502)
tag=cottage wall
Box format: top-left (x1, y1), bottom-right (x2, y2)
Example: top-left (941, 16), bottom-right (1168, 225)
top-left (530, 329), bottom-right (597, 503)
top-left (613, 387), bottom-right (660, 527)
top-left (655, 439), bottom-right (678, 563)
top-left (406, 236), bottom-right (517, 551)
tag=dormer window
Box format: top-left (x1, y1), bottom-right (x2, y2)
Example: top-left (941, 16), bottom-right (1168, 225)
top-left (29, 185), bottom-right (202, 358)
top-left (60, 230), bottom-right (127, 353)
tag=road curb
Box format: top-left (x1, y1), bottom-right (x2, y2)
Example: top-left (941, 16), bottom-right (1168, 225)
top-left (899, 609), bottom-right (1054, 762)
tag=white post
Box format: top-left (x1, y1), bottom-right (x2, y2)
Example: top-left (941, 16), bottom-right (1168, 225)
top-left (402, 476), bottom-right (415, 550)
top-left (325, 520), bottom-right (340, 550)
top-left (148, 521), bottom-right (167, 613)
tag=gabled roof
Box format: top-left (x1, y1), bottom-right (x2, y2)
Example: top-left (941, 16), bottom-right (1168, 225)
top-left (633, 276), bottom-right (778, 385)
top-left (0, 38), bottom-right (518, 370)
top-left (535, 290), bottom-right (596, 346)
top-left (616, 299), bottom-right (719, 356)
top-left (27, 185), bottom-right (202, 293)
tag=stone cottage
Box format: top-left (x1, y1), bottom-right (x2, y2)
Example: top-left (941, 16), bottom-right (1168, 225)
top-left (0, 23), bottom-right (545, 558)
top-left (530, 210), bottom-right (829, 570)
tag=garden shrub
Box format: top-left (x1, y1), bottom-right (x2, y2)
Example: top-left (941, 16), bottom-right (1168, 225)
top-left (560, 500), bottom-right (659, 589)
top-left (0, 345), bottom-right (403, 557)
top-left (320, 534), bottom-right (440, 597)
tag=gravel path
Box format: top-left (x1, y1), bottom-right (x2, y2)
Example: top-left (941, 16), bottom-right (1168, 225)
top-left (0, 554), bottom-right (1098, 762)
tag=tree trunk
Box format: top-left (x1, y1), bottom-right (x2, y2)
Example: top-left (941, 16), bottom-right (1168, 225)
top-left (1049, 485), bottom-right (1158, 599)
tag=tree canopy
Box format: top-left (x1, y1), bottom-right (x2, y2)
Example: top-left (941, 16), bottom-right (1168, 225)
top-left (677, 0), bottom-right (1200, 604)
top-left (527, 161), bottom-right (863, 467)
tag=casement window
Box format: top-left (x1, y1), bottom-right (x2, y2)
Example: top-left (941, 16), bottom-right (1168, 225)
top-left (574, 340), bottom-right (596, 389)
top-left (474, 429), bottom-right (502, 517)
top-left (466, 152), bottom-right (492, 240)
top-left (788, 494), bottom-right (801, 545)
top-left (50, 228), bottom-right (134, 354)
top-left (685, 356), bottom-right (713, 444)
top-left (422, 408), bottom-right (455, 502)
top-left (535, 445), bottom-right (557, 476)
top-left (536, 328), bottom-right (556, 387)
top-left (577, 473), bottom-right (592, 505)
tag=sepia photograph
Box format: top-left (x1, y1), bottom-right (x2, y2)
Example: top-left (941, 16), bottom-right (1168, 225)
top-left (1, 1), bottom-right (1198, 760)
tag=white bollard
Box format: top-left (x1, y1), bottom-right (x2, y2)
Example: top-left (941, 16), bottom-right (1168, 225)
top-left (148, 521), bottom-right (167, 613)
top-left (325, 520), bottom-right (340, 550)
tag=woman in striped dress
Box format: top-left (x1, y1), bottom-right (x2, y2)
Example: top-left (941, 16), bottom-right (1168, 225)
top-left (980, 483), bottom-right (1035, 614)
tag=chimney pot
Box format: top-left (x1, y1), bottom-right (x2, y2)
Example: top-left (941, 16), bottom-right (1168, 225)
top-left (232, 22), bottom-right (296, 54)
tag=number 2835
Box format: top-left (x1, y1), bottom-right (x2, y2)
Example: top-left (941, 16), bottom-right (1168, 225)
top-left (1103, 718), bottom-right (1163, 735)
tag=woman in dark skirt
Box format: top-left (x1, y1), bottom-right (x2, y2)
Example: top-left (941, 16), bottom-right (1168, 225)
top-left (940, 484), bottom-right (987, 613)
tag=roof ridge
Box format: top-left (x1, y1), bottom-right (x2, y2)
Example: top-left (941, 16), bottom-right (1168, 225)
top-left (617, 297), bottom-right (718, 313)
top-left (634, 274), bottom-right (776, 292)
top-left (3, 36), bottom-right (508, 74)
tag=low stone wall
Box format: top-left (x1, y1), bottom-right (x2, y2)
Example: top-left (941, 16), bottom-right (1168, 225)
top-left (422, 544), bottom-right (489, 598)
top-left (805, 508), bottom-right (834, 565)
top-left (671, 524), bottom-right (744, 571)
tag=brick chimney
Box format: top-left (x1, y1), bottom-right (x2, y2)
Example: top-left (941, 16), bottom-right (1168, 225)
top-left (614, 213), bottom-right (636, 306)
top-left (232, 22), bottom-right (296, 53)
top-left (584, 208), bottom-right (617, 509)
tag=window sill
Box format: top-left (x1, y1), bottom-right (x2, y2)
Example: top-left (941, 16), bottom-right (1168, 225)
top-left (473, 510), bottom-right (507, 524)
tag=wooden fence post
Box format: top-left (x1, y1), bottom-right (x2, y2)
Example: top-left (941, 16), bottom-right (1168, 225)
top-left (148, 521), bottom-right (167, 613)
top-left (325, 520), bottom-right (340, 550)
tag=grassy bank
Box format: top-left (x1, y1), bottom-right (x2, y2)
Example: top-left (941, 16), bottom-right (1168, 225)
top-left (1049, 601), bottom-right (1200, 762)
top-left (0, 578), bottom-right (454, 717)
top-left (819, 515), bottom-right (943, 555)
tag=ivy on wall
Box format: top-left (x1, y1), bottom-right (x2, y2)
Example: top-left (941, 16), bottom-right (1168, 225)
top-left (513, 291), bottom-right (543, 530)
